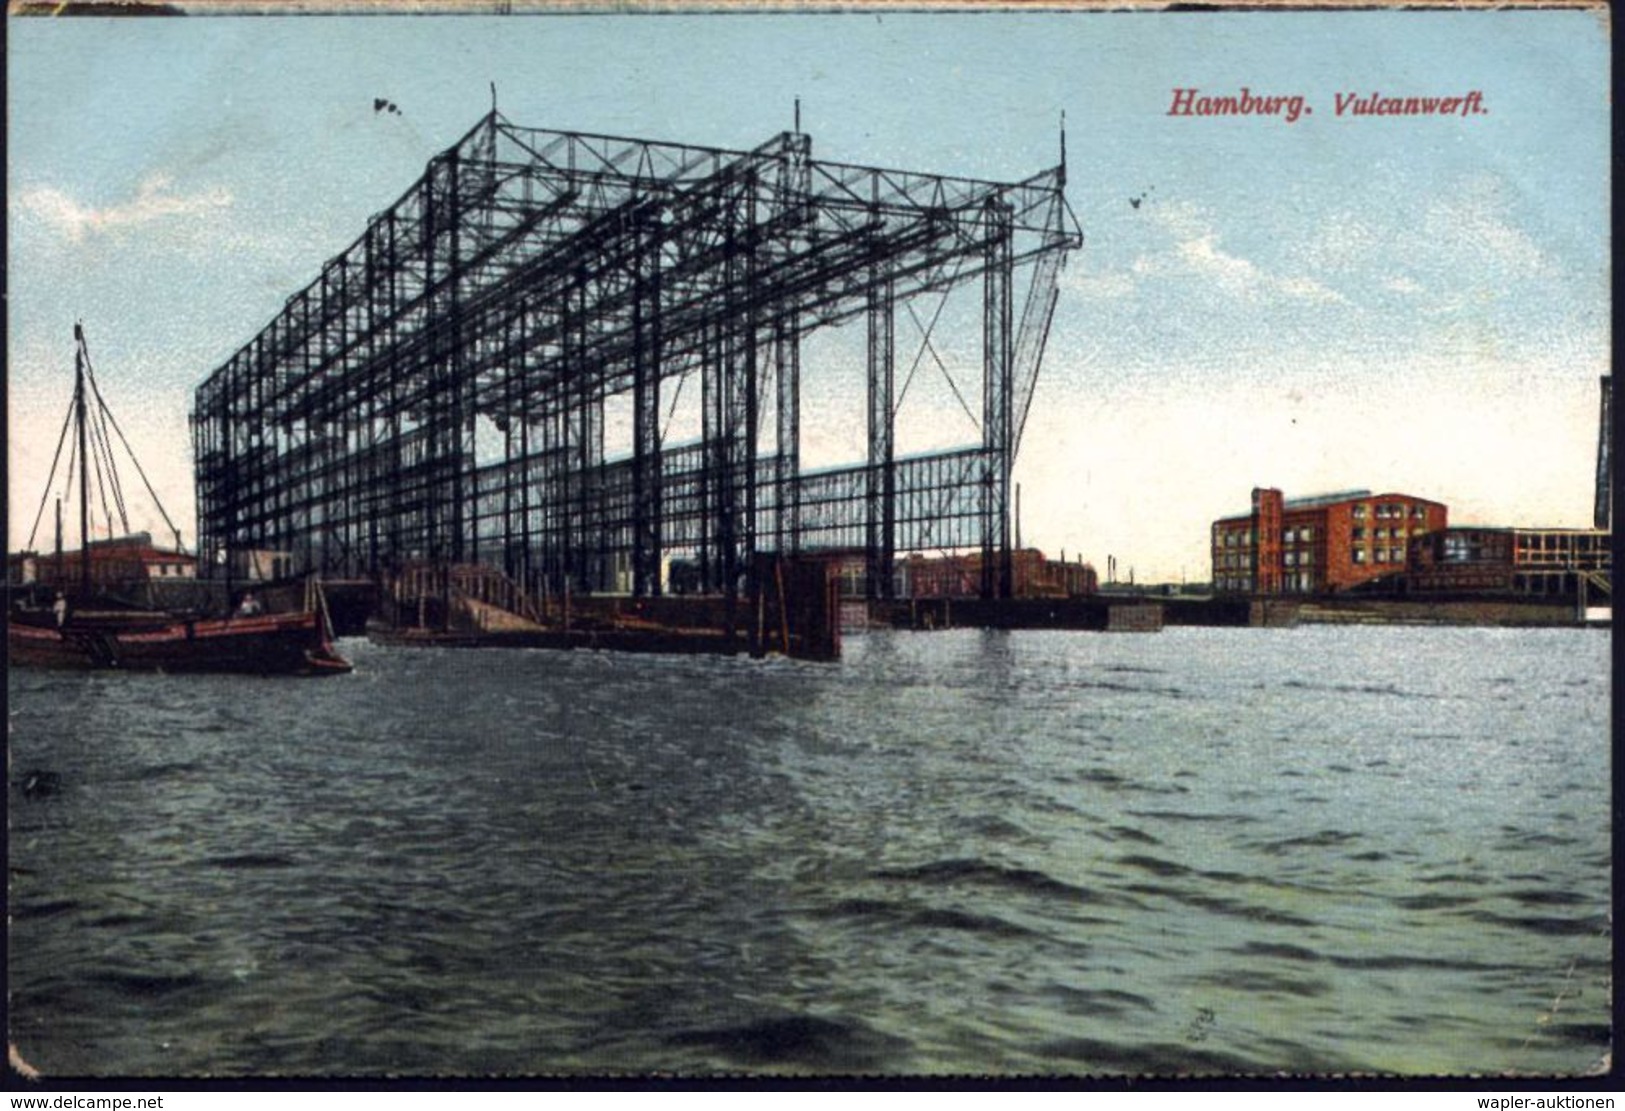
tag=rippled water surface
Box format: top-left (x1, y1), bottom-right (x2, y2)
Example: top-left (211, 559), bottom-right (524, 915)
top-left (8, 626), bottom-right (1611, 1076)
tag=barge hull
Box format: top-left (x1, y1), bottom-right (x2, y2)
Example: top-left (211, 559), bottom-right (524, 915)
top-left (8, 612), bottom-right (351, 676)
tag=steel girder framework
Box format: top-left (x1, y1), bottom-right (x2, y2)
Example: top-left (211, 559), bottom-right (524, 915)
top-left (191, 111), bottom-right (1081, 600)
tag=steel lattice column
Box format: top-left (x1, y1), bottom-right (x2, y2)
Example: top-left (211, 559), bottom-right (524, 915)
top-left (701, 317), bottom-right (725, 593)
top-left (981, 199), bottom-right (1015, 600)
top-left (632, 213), bottom-right (664, 596)
top-left (866, 270), bottom-right (896, 601)
top-left (738, 180), bottom-right (763, 616)
top-left (774, 317), bottom-right (800, 554)
top-left (566, 275), bottom-right (602, 594)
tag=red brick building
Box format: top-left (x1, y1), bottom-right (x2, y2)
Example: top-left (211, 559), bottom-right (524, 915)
top-left (810, 548), bottom-right (1097, 599)
top-left (901, 549), bottom-right (1097, 599)
top-left (1212, 488), bottom-right (1447, 595)
top-left (8, 532), bottom-right (197, 593)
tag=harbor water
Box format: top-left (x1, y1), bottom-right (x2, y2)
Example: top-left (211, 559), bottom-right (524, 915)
top-left (7, 626), bottom-right (1611, 1077)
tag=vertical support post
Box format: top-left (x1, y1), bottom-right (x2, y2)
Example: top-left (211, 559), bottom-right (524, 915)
top-left (500, 314), bottom-right (516, 581)
top-left (567, 274), bottom-right (601, 595)
top-left (363, 228), bottom-right (379, 574)
top-left (632, 211), bottom-right (663, 597)
top-left (385, 212), bottom-right (403, 572)
top-left (773, 131), bottom-right (810, 560)
top-left (700, 319), bottom-right (717, 592)
top-left (739, 176), bottom-right (762, 637)
top-left (718, 260), bottom-right (742, 609)
top-left (517, 303), bottom-right (534, 596)
top-left (775, 317), bottom-right (800, 555)
top-left (447, 148), bottom-right (470, 567)
top-left (981, 199), bottom-right (1015, 600)
top-left (559, 285), bottom-right (576, 594)
top-left (866, 271), bottom-right (895, 602)
top-left (741, 316), bottom-right (760, 650)
top-left (421, 165), bottom-right (443, 571)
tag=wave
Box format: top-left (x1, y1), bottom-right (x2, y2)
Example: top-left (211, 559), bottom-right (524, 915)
top-left (1099, 824), bottom-right (1161, 845)
top-left (666, 1013), bottom-right (909, 1070)
top-left (1327, 953), bottom-right (1504, 972)
top-left (1043, 984), bottom-right (1159, 1017)
top-left (1390, 893), bottom-right (1480, 911)
top-left (869, 858), bottom-right (1096, 901)
top-left (1280, 679), bottom-right (1439, 701)
top-left (1115, 853), bottom-right (1191, 878)
top-left (85, 969), bottom-right (209, 998)
top-left (1228, 941), bottom-right (1321, 962)
top-left (1124, 808), bottom-right (1259, 825)
top-left (10, 898), bottom-right (79, 921)
top-left (1187, 967), bottom-right (1333, 998)
top-left (1118, 882), bottom-right (1317, 928)
top-left (1461, 910), bottom-right (1610, 938)
top-left (1249, 830), bottom-right (1362, 855)
top-left (1034, 1035), bottom-right (1264, 1076)
top-left (1504, 888), bottom-right (1592, 907)
top-left (199, 852), bottom-right (300, 870)
top-left (820, 897), bottom-right (1044, 940)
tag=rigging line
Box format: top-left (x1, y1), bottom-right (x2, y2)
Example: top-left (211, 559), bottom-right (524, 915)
top-left (78, 346), bottom-right (128, 535)
top-left (25, 398), bottom-right (80, 551)
top-left (904, 300), bottom-right (981, 435)
top-left (1012, 254), bottom-right (1066, 458)
top-left (89, 396), bottom-right (131, 536)
top-left (85, 406), bottom-right (118, 543)
top-left (81, 358), bottom-right (187, 550)
top-left (62, 427), bottom-right (81, 546)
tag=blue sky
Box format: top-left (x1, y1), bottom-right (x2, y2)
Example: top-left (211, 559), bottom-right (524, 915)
top-left (7, 9), bottom-right (1610, 580)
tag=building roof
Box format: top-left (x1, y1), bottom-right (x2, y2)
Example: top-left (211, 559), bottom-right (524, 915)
top-left (10, 542), bottom-right (194, 564)
top-left (1283, 489), bottom-right (1371, 509)
top-left (1216, 489), bottom-right (1445, 523)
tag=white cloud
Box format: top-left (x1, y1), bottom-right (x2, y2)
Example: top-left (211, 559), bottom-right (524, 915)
top-left (1061, 270), bottom-right (1137, 299)
top-left (1139, 202), bottom-right (1349, 305)
top-left (15, 174), bottom-right (233, 243)
top-left (1300, 176), bottom-right (1556, 288)
top-left (1422, 178), bottom-right (1553, 276)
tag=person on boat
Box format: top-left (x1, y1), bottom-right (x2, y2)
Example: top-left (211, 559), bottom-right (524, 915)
top-left (236, 591), bottom-right (264, 617)
top-left (52, 592), bottom-right (67, 628)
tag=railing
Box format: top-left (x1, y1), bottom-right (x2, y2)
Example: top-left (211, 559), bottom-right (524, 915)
top-left (389, 562), bottom-right (544, 626)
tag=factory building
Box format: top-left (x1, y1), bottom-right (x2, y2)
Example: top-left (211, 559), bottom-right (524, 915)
top-left (1405, 527), bottom-right (1611, 598)
top-left (901, 549), bottom-right (1097, 599)
top-left (808, 548), bottom-right (1096, 600)
top-left (1211, 488), bottom-right (1448, 595)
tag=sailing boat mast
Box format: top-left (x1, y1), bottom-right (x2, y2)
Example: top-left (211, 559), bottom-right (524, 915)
top-left (75, 323), bottom-right (91, 599)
